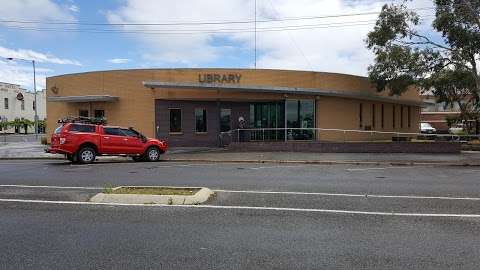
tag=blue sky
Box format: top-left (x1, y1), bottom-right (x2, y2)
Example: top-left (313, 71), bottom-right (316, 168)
top-left (0, 0), bottom-right (435, 91)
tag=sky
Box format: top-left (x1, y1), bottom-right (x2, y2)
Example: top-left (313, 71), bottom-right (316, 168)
top-left (0, 0), bottom-right (435, 92)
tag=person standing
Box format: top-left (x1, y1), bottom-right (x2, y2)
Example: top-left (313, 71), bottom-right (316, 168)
top-left (238, 116), bottom-right (246, 142)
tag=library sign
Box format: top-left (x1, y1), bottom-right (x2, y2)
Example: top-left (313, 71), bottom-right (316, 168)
top-left (198, 73), bottom-right (242, 84)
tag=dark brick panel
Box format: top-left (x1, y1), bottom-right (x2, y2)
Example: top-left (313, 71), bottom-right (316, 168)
top-left (228, 142), bottom-right (461, 153)
top-left (155, 100), bottom-right (250, 147)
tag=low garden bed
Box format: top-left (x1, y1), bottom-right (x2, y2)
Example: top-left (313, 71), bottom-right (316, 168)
top-left (90, 186), bottom-right (214, 205)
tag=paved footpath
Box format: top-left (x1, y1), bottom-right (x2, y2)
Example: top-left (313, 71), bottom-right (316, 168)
top-left (1, 141), bottom-right (480, 165)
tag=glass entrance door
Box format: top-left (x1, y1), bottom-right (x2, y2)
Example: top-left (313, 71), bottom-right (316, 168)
top-left (249, 102), bottom-right (285, 141)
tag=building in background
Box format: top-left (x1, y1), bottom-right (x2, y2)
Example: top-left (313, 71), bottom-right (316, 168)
top-left (0, 82), bottom-right (46, 134)
top-left (46, 68), bottom-right (422, 146)
top-left (421, 93), bottom-right (479, 134)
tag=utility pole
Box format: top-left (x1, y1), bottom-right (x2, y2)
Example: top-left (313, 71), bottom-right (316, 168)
top-left (254, 0), bottom-right (257, 69)
top-left (33, 60), bottom-right (38, 139)
top-left (5, 57), bottom-right (38, 139)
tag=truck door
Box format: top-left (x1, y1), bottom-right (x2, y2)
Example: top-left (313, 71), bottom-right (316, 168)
top-left (101, 127), bottom-right (127, 154)
top-left (120, 128), bottom-right (144, 154)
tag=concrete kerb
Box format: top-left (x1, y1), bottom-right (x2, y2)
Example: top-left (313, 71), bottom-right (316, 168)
top-left (165, 158), bottom-right (480, 167)
top-left (1, 156), bottom-right (480, 166)
top-left (90, 186), bottom-right (215, 205)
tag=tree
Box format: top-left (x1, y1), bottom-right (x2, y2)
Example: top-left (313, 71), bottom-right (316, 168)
top-left (9, 118), bottom-right (34, 134)
top-left (0, 119), bottom-right (10, 133)
top-left (366, 0), bottom-right (480, 134)
top-left (38, 119), bottom-right (46, 133)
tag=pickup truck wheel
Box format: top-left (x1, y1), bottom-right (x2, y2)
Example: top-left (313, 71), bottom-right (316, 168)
top-left (77, 147), bottom-right (96, 164)
top-left (145, 147), bottom-right (160, 162)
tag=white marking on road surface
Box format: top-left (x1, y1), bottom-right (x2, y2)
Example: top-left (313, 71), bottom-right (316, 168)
top-left (346, 166), bottom-right (415, 172)
top-left (214, 189), bottom-right (480, 201)
top-left (249, 165), bottom-right (304, 170)
top-left (0, 184), bottom-right (102, 190)
top-left (175, 163), bottom-right (222, 167)
top-left (2, 184), bottom-right (480, 202)
top-left (0, 198), bottom-right (479, 218)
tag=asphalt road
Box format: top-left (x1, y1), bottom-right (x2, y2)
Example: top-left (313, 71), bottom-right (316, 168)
top-left (1, 159), bottom-right (480, 269)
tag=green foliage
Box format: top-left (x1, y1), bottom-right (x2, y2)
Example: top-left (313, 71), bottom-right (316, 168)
top-left (366, 0), bottom-right (480, 133)
top-left (103, 183), bottom-right (114, 194)
top-left (0, 120), bottom-right (10, 131)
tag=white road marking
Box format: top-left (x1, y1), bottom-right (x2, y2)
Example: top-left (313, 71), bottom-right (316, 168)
top-left (2, 184), bottom-right (480, 202)
top-left (0, 198), bottom-right (479, 218)
top-left (175, 164), bottom-right (221, 167)
top-left (0, 184), bottom-right (102, 190)
top-left (214, 189), bottom-right (480, 201)
top-left (249, 165), bottom-right (304, 170)
top-left (346, 166), bottom-right (415, 172)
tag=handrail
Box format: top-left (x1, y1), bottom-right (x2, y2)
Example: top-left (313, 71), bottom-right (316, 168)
top-left (218, 127), bottom-right (479, 146)
top-left (221, 127), bottom-right (480, 137)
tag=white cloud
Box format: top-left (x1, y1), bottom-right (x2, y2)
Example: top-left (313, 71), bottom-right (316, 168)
top-left (106, 0), bottom-right (435, 76)
top-left (0, 0), bottom-right (76, 24)
top-left (107, 58), bottom-right (131, 64)
top-left (69, 5), bottom-right (80, 13)
top-left (0, 45), bottom-right (81, 91)
top-left (0, 59), bottom-right (52, 91)
top-left (0, 46), bottom-right (82, 66)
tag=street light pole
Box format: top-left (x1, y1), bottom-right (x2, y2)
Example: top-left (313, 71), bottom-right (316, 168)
top-left (32, 60), bottom-right (38, 139)
top-left (4, 57), bottom-right (38, 139)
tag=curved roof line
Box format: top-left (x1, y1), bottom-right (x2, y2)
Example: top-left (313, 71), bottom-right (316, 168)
top-left (47, 67), bottom-right (369, 80)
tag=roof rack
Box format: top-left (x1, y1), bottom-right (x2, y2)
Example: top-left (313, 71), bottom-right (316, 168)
top-left (58, 116), bottom-right (107, 125)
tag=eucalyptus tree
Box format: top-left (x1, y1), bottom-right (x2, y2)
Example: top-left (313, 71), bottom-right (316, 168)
top-left (366, 0), bottom-right (480, 133)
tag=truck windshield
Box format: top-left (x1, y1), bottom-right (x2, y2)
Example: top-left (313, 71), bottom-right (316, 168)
top-left (54, 124), bottom-right (64, 134)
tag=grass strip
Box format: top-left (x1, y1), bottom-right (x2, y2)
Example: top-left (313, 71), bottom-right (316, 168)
top-left (106, 187), bottom-right (200, 196)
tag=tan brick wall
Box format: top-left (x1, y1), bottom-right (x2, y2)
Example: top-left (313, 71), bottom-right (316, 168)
top-left (46, 68), bottom-right (422, 142)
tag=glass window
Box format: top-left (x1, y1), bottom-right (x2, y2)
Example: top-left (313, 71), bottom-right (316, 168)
top-left (54, 124), bottom-right (64, 134)
top-left (94, 110), bottom-right (105, 119)
top-left (400, 106), bottom-right (404, 128)
top-left (359, 103), bottom-right (363, 128)
top-left (4, 98), bottom-right (8, 109)
top-left (372, 104), bottom-right (375, 128)
top-left (392, 105), bottom-right (396, 129)
top-left (249, 102), bottom-right (285, 141)
top-left (79, 110), bottom-right (89, 117)
top-left (121, 128), bottom-right (138, 137)
top-left (381, 104), bottom-right (385, 129)
top-left (408, 106), bottom-right (411, 128)
top-left (169, 109), bottom-right (182, 133)
top-left (21, 100), bottom-right (25, 110)
top-left (103, 127), bottom-right (124, 136)
top-left (220, 109), bottom-right (231, 132)
top-left (68, 124), bottom-right (96, 133)
top-left (195, 108), bottom-right (207, 133)
top-left (286, 100), bottom-right (314, 140)
top-left (286, 100), bottom-right (299, 129)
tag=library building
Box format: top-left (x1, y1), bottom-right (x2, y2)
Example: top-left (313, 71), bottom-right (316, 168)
top-left (46, 68), bottom-right (422, 147)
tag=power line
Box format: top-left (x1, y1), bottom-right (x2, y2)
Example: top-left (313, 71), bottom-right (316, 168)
top-left (267, 0), bottom-right (313, 70)
top-left (0, 7), bottom-right (434, 27)
top-left (0, 22), bottom-right (382, 35)
top-left (0, 15), bottom-right (435, 35)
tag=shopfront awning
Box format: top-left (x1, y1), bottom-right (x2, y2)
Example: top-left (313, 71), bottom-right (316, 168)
top-left (143, 81), bottom-right (426, 107)
top-left (47, 95), bottom-right (119, 103)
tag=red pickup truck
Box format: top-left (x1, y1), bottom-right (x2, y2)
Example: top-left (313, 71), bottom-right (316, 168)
top-left (47, 122), bottom-right (168, 164)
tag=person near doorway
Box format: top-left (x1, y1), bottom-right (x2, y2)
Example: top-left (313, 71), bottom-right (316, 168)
top-left (238, 116), bottom-right (246, 142)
